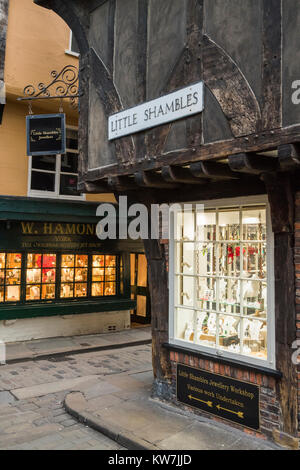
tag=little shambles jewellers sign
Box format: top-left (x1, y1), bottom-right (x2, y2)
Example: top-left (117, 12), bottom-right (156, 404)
top-left (108, 82), bottom-right (204, 140)
top-left (177, 363), bottom-right (260, 431)
top-left (26, 113), bottom-right (66, 156)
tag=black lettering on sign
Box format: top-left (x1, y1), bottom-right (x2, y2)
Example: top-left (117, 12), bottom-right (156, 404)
top-left (177, 363), bottom-right (260, 431)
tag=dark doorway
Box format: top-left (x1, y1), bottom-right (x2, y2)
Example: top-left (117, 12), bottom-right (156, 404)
top-left (130, 253), bottom-right (151, 325)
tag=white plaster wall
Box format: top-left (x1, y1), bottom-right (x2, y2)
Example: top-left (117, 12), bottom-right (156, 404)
top-left (0, 310), bottom-right (131, 343)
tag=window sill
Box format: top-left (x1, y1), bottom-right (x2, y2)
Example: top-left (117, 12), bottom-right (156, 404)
top-left (65, 49), bottom-right (80, 58)
top-left (163, 342), bottom-right (282, 380)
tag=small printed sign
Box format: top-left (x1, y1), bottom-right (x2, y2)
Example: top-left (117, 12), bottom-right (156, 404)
top-left (108, 82), bottom-right (204, 140)
top-left (26, 113), bottom-right (66, 156)
top-left (177, 363), bottom-right (260, 431)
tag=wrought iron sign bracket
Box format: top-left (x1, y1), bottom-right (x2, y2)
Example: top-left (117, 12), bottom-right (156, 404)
top-left (17, 65), bottom-right (81, 110)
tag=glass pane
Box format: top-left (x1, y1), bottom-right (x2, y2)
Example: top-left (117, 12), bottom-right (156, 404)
top-left (61, 284), bottom-right (74, 298)
top-left (176, 275), bottom-right (194, 307)
top-left (26, 269), bottom-right (41, 284)
top-left (74, 283), bottom-right (87, 298)
top-left (219, 210), bottom-right (240, 241)
top-left (6, 269), bottom-right (21, 284)
top-left (242, 318), bottom-right (267, 360)
top-left (42, 284), bottom-right (56, 300)
top-left (105, 256), bottom-right (116, 267)
top-left (92, 283), bottom-right (104, 297)
top-left (61, 255), bottom-right (75, 267)
top-left (61, 153), bottom-right (78, 173)
top-left (104, 282), bottom-right (116, 296)
top-left (196, 277), bottom-right (216, 311)
top-left (200, 312), bottom-right (217, 348)
top-left (26, 285), bottom-right (41, 301)
top-left (137, 255), bottom-right (147, 287)
top-left (196, 211), bottom-right (216, 242)
top-left (0, 254), bottom-right (5, 268)
top-left (42, 269), bottom-right (56, 283)
top-left (66, 128), bottom-right (78, 149)
top-left (219, 278), bottom-right (240, 314)
top-left (75, 268), bottom-right (87, 282)
top-left (175, 308), bottom-right (195, 343)
top-left (7, 253), bottom-right (22, 268)
top-left (136, 295), bottom-right (147, 317)
top-left (60, 174), bottom-right (80, 196)
top-left (0, 286), bottom-right (4, 302)
top-left (27, 254), bottom-right (42, 268)
top-left (219, 243), bottom-right (241, 277)
top-left (177, 242), bottom-right (194, 274)
top-left (242, 280), bottom-right (267, 317)
top-left (31, 171), bottom-right (55, 192)
top-left (242, 208), bottom-right (266, 241)
top-left (6, 285), bottom-right (20, 302)
top-left (43, 254), bottom-right (56, 268)
top-left (76, 255), bottom-right (88, 267)
top-left (93, 255), bottom-right (105, 267)
top-left (243, 243), bottom-right (266, 279)
top-left (219, 315), bottom-right (240, 353)
top-left (92, 267), bottom-right (104, 282)
top-left (105, 269), bottom-right (116, 282)
top-left (61, 268), bottom-right (74, 283)
top-left (32, 155), bottom-right (56, 171)
top-left (0, 270), bottom-right (4, 284)
top-left (196, 243), bottom-right (215, 276)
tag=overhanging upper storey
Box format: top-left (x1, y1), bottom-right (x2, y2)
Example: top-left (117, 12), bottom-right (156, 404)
top-left (34, 0), bottom-right (300, 198)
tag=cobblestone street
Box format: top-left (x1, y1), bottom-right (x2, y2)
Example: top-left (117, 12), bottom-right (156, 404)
top-left (0, 343), bottom-right (152, 450)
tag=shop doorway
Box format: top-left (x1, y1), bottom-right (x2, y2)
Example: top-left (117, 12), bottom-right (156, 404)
top-left (130, 253), bottom-right (151, 325)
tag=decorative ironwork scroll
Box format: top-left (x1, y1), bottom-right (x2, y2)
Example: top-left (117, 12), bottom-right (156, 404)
top-left (18, 65), bottom-right (80, 109)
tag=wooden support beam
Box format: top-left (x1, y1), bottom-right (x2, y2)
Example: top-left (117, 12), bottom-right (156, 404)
top-left (107, 176), bottom-right (138, 192)
top-left (278, 144), bottom-right (300, 172)
top-left (190, 161), bottom-right (238, 179)
top-left (161, 166), bottom-right (207, 185)
top-left (77, 180), bottom-right (110, 194)
top-left (228, 152), bottom-right (278, 175)
top-left (135, 171), bottom-right (179, 189)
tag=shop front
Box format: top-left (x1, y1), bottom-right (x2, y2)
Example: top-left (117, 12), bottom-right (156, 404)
top-left (0, 196), bottom-right (140, 342)
top-left (36, 0), bottom-right (300, 448)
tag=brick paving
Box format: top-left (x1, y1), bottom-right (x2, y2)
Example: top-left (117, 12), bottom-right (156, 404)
top-left (0, 344), bottom-right (152, 450)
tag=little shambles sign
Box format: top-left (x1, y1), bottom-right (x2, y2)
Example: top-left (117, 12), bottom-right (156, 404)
top-left (108, 82), bottom-right (204, 140)
top-left (177, 363), bottom-right (260, 431)
top-left (26, 113), bottom-right (66, 156)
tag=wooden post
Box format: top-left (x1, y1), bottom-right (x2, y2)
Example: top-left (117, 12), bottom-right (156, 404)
top-left (263, 173), bottom-right (298, 437)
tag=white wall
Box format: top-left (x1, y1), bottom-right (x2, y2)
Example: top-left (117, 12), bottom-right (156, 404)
top-left (0, 310), bottom-right (131, 343)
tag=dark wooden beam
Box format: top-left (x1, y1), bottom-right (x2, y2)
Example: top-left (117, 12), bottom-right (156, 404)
top-left (228, 152), bottom-right (278, 175)
top-left (262, 173), bottom-right (298, 438)
top-left (278, 144), bottom-right (300, 171)
top-left (135, 171), bottom-right (179, 189)
top-left (161, 166), bottom-right (207, 185)
top-left (107, 176), bottom-right (138, 191)
top-left (190, 161), bottom-right (238, 179)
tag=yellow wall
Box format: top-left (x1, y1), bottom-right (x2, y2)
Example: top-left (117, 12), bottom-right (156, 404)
top-left (0, 0), bottom-right (115, 202)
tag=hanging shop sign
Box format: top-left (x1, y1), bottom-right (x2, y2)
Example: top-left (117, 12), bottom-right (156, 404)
top-left (177, 363), bottom-right (260, 431)
top-left (108, 81), bottom-right (204, 140)
top-left (26, 113), bottom-right (66, 156)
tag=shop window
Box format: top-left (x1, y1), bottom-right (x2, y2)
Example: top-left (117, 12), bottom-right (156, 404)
top-left (60, 254), bottom-right (88, 299)
top-left (92, 255), bottom-right (117, 297)
top-left (28, 127), bottom-right (84, 200)
top-left (170, 199), bottom-right (274, 368)
top-left (26, 254), bottom-right (57, 301)
top-left (0, 253), bottom-right (22, 302)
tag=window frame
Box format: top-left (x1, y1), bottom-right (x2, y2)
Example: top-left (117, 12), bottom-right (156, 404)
top-left (27, 125), bottom-right (85, 201)
top-left (168, 195), bottom-right (276, 370)
top-left (65, 30), bottom-right (80, 57)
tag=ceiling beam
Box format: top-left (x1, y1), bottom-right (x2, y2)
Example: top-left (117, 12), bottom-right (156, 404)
top-left (190, 161), bottom-right (238, 179)
top-left (278, 144), bottom-right (300, 171)
top-left (134, 171), bottom-right (179, 189)
top-left (228, 152), bottom-right (278, 174)
top-left (161, 165), bottom-right (207, 184)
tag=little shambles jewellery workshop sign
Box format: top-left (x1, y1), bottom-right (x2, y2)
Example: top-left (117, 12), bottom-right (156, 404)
top-left (108, 82), bottom-right (204, 140)
top-left (177, 363), bottom-right (260, 431)
top-left (26, 113), bottom-right (66, 156)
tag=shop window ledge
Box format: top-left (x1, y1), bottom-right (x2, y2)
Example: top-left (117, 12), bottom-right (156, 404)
top-left (0, 298), bottom-right (136, 321)
top-left (163, 342), bottom-right (282, 380)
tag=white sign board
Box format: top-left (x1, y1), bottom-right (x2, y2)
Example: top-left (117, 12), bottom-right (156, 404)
top-left (108, 81), bottom-right (204, 141)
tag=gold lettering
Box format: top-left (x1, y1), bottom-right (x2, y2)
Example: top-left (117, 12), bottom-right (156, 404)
top-left (76, 224), bottom-right (85, 235)
top-left (86, 224), bottom-right (95, 236)
top-left (21, 222), bottom-right (34, 234)
top-left (44, 223), bottom-right (53, 235)
top-left (53, 224), bottom-right (64, 235)
top-left (65, 224), bottom-right (76, 235)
